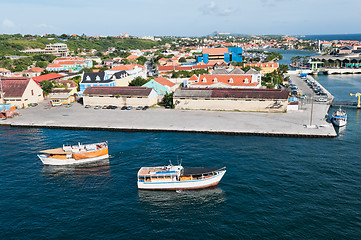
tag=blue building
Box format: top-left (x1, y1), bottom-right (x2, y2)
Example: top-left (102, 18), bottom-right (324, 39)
top-left (197, 47), bottom-right (243, 64)
top-left (80, 72), bottom-right (115, 92)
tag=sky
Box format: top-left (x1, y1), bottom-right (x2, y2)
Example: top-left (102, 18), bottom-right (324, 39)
top-left (1, 0), bottom-right (361, 37)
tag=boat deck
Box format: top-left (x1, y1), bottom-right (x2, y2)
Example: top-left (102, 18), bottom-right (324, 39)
top-left (138, 167), bottom-right (171, 176)
top-left (183, 167), bottom-right (225, 176)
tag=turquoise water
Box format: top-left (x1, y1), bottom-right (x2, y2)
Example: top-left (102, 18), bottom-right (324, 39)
top-left (268, 49), bottom-right (317, 66)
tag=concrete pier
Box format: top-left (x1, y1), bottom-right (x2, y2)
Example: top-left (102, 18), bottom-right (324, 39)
top-left (0, 94), bottom-right (337, 138)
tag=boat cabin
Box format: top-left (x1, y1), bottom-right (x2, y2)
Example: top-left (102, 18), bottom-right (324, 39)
top-left (137, 165), bottom-right (226, 183)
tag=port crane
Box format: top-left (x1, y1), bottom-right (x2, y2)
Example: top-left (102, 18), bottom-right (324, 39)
top-left (350, 93), bottom-right (361, 108)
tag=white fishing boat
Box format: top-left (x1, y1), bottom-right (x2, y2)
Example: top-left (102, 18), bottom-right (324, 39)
top-left (38, 142), bottom-right (109, 166)
top-left (137, 164), bottom-right (226, 190)
top-left (331, 107), bottom-right (347, 127)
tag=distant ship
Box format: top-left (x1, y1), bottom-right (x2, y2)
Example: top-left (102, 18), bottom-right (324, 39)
top-left (331, 107), bottom-right (347, 127)
top-left (38, 142), bottom-right (109, 165)
top-left (137, 164), bottom-right (226, 190)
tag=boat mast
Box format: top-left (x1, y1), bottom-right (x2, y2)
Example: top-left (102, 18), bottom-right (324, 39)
top-left (310, 90), bottom-right (314, 126)
top-left (0, 77), bottom-right (5, 112)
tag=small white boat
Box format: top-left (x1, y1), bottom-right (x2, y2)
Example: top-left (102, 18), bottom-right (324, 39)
top-left (331, 107), bottom-right (347, 127)
top-left (137, 164), bottom-right (226, 190)
top-left (38, 142), bottom-right (109, 166)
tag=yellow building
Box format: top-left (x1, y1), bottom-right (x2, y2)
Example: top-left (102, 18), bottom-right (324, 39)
top-left (50, 94), bottom-right (75, 106)
top-left (244, 63), bottom-right (279, 75)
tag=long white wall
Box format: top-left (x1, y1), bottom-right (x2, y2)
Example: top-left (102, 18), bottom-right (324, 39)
top-left (174, 98), bottom-right (287, 112)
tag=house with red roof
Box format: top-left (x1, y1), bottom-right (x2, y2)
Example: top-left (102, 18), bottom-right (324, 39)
top-left (187, 74), bottom-right (261, 89)
top-left (0, 68), bottom-right (11, 77)
top-left (244, 62), bottom-right (279, 75)
top-left (32, 73), bottom-right (64, 83)
top-left (22, 67), bottom-right (45, 78)
top-left (0, 77), bottom-right (44, 108)
top-left (106, 64), bottom-right (146, 80)
top-left (142, 76), bottom-right (177, 95)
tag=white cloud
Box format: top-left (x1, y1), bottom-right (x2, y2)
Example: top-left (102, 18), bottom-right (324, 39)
top-left (220, 8), bottom-right (232, 16)
top-left (201, 1), bottom-right (217, 15)
top-left (200, 1), bottom-right (233, 16)
top-left (2, 18), bottom-right (16, 28)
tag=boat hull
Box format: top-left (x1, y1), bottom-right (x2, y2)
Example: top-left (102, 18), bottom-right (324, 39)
top-left (72, 148), bottom-right (108, 160)
top-left (38, 154), bottom-right (109, 166)
top-left (331, 118), bottom-right (347, 127)
top-left (138, 170), bottom-right (226, 190)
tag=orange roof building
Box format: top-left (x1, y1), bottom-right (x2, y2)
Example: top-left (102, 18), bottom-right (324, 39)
top-left (188, 74), bottom-right (261, 88)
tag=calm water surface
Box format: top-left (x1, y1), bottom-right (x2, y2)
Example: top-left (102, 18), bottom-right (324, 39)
top-left (2, 58), bottom-right (361, 239)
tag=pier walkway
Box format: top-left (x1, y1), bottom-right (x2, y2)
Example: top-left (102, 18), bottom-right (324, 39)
top-left (0, 93), bottom-right (337, 138)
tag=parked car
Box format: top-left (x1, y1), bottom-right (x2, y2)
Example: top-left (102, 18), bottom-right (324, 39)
top-left (142, 106), bottom-right (149, 110)
top-left (111, 106), bottom-right (117, 109)
top-left (299, 95), bottom-right (307, 99)
top-left (319, 91), bottom-right (327, 96)
top-left (31, 103), bottom-right (38, 107)
top-left (94, 105), bottom-right (101, 109)
top-left (52, 102), bottom-right (62, 107)
top-left (102, 105), bottom-right (108, 109)
top-left (316, 98), bottom-right (327, 102)
top-left (84, 105), bottom-right (91, 108)
top-left (136, 106), bottom-right (142, 110)
top-left (121, 106), bottom-right (127, 110)
top-left (126, 106), bottom-right (133, 110)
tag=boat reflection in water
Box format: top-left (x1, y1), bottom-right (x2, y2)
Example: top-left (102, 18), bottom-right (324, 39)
top-left (41, 158), bottom-right (111, 178)
top-left (138, 187), bottom-right (225, 207)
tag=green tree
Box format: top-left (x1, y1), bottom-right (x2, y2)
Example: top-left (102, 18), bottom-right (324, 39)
top-left (137, 56), bottom-right (147, 65)
top-left (129, 76), bottom-right (149, 86)
top-left (242, 66), bottom-right (261, 72)
top-left (278, 64), bottom-right (289, 75)
top-left (36, 61), bottom-right (48, 68)
top-left (179, 57), bottom-right (186, 63)
top-left (162, 92), bottom-right (174, 108)
top-left (39, 80), bottom-right (53, 95)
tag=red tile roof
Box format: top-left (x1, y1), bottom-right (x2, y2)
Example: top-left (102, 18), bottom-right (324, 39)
top-left (110, 64), bottom-right (145, 71)
top-left (153, 76), bottom-right (175, 87)
top-left (175, 66), bottom-right (192, 71)
top-left (192, 65), bottom-right (210, 69)
top-left (47, 63), bottom-right (63, 68)
top-left (23, 67), bottom-right (44, 73)
top-left (0, 78), bottom-right (30, 97)
top-left (244, 63), bottom-right (279, 68)
top-left (190, 74), bottom-right (258, 87)
top-left (33, 73), bottom-right (64, 82)
top-left (83, 86), bottom-right (152, 96)
top-left (0, 68), bottom-right (10, 72)
top-left (127, 55), bottom-right (139, 60)
top-left (176, 88), bottom-right (289, 100)
top-left (189, 74), bottom-right (199, 81)
top-left (158, 65), bottom-right (174, 72)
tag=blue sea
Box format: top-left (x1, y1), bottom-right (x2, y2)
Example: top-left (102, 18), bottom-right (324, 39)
top-left (2, 52), bottom-right (361, 239)
top-left (299, 34), bottom-right (361, 42)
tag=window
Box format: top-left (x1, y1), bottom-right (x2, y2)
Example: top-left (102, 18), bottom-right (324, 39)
top-left (95, 76), bottom-right (101, 81)
top-left (228, 78), bottom-right (233, 83)
top-left (213, 78), bottom-right (217, 83)
top-left (31, 90), bottom-right (34, 96)
top-left (86, 76), bottom-right (91, 81)
top-left (202, 78), bottom-right (207, 83)
top-left (244, 78), bottom-right (249, 83)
